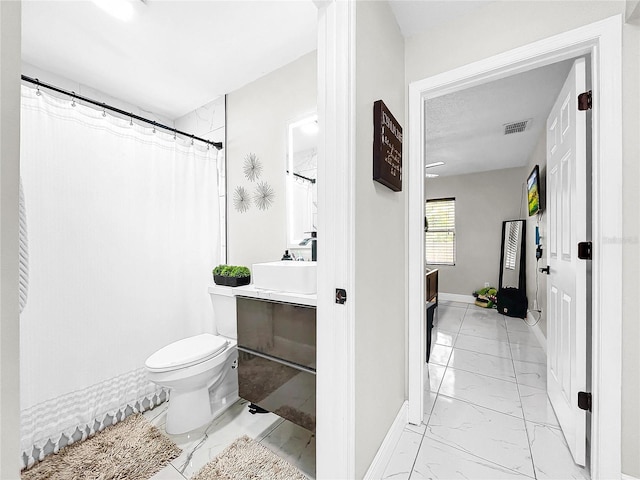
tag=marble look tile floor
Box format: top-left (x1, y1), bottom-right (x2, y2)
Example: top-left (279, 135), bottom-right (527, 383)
top-left (383, 301), bottom-right (590, 480)
top-left (146, 398), bottom-right (315, 479)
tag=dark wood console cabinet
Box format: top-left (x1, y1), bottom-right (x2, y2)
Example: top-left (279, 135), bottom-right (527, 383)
top-left (426, 269), bottom-right (438, 362)
top-left (426, 268), bottom-right (438, 305)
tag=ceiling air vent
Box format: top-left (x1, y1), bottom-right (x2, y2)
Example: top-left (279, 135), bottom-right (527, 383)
top-left (503, 120), bottom-right (530, 135)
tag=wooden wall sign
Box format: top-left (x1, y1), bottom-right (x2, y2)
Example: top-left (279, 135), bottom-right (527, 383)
top-left (373, 100), bottom-right (403, 192)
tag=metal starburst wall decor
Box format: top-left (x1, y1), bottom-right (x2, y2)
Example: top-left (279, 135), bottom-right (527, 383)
top-left (254, 181), bottom-right (275, 211)
top-left (243, 153), bottom-right (263, 182)
top-left (233, 186), bottom-right (251, 213)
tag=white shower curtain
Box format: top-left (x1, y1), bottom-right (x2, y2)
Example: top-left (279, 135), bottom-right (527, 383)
top-left (19, 86), bottom-right (221, 467)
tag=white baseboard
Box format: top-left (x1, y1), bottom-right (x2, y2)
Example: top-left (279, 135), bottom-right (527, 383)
top-left (439, 293), bottom-right (476, 304)
top-left (527, 311), bottom-right (547, 353)
top-left (622, 474), bottom-right (640, 480)
top-left (364, 400), bottom-right (408, 480)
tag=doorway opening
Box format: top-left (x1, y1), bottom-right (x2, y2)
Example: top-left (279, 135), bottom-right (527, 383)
top-left (419, 56), bottom-right (589, 479)
top-left (407, 16), bottom-right (622, 480)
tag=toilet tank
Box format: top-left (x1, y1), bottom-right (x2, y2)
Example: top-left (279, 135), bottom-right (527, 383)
top-left (209, 285), bottom-right (237, 339)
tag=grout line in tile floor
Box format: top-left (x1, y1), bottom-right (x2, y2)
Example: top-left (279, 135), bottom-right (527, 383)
top-left (168, 464), bottom-right (185, 479)
top-left (405, 302), bottom-right (462, 479)
top-left (175, 419), bottom-right (217, 474)
top-left (507, 326), bottom-right (540, 480)
top-left (436, 354), bottom-right (520, 381)
top-left (257, 417), bottom-right (286, 441)
top-left (145, 401), bottom-right (168, 423)
top-left (458, 307), bottom-right (538, 479)
top-left (407, 422), bottom-right (428, 479)
top-left (390, 301), bottom-right (583, 480)
top-left (148, 399), bottom-right (314, 479)
top-left (409, 304), bottom-right (523, 479)
top-left (414, 432), bottom-right (537, 480)
top-left (434, 389), bottom-right (525, 422)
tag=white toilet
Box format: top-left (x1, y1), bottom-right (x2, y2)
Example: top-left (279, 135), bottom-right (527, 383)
top-left (145, 286), bottom-right (238, 435)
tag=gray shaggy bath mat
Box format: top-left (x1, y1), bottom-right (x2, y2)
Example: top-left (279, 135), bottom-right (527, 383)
top-left (191, 435), bottom-right (307, 480)
top-left (21, 413), bottom-right (181, 480)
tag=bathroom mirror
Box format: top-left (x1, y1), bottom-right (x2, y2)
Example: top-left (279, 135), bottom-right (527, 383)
top-left (286, 114), bottom-right (318, 250)
top-left (499, 219), bottom-right (526, 289)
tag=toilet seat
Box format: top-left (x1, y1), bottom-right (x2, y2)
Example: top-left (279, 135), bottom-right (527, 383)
top-left (145, 333), bottom-right (229, 373)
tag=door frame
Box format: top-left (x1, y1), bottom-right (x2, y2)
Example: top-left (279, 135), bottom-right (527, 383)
top-left (315, 1), bottom-right (357, 478)
top-left (407, 15), bottom-right (622, 480)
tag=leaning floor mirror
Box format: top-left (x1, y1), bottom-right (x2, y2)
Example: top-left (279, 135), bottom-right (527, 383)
top-left (499, 219), bottom-right (526, 290)
top-left (497, 219), bottom-right (528, 318)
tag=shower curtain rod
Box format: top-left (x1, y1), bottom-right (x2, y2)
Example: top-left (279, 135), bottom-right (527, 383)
top-left (287, 170), bottom-right (316, 184)
top-left (21, 75), bottom-right (223, 150)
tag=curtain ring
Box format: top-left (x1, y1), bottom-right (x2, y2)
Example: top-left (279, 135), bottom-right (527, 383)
top-left (129, 113), bottom-right (133, 127)
top-left (102, 103), bottom-right (107, 117)
top-left (191, 135), bottom-right (194, 146)
top-left (71, 92), bottom-right (76, 107)
top-left (35, 78), bottom-right (41, 96)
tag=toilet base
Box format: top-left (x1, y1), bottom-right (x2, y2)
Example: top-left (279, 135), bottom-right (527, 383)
top-left (163, 360), bottom-right (238, 435)
top-left (146, 339), bottom-right (238, 435)
top-left (165, 386), bottom-right (214, 435)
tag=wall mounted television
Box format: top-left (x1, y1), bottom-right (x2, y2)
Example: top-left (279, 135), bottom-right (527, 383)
top-left (527, 165), bottom-right (542, 216)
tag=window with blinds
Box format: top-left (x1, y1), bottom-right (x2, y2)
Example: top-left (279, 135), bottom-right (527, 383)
top-left (425, 198), bottom-right (456, 265)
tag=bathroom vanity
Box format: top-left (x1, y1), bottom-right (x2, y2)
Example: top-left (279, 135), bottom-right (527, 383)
top-left (234, 285), bottom-right (316, 432)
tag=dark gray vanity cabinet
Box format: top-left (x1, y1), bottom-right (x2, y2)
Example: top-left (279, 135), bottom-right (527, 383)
top-left (236, 297), bottom-right (316, 432)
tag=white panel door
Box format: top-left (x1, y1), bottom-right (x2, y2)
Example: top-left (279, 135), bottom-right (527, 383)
top-left (546, 57), bottom-right (587, 466)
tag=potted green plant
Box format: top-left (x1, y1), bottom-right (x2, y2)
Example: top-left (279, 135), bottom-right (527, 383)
top-left (212, 264), bottom-right (251, 287)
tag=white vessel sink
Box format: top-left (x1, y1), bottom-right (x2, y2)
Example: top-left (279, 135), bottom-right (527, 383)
top-left (252, 261), bottom-right (317, 294)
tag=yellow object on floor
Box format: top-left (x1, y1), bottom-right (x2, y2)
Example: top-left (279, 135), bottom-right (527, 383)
top-left (475, 295), bottom-right (494, 308)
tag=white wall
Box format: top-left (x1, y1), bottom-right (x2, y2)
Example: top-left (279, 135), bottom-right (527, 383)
top-left (405, 2), bottom-right (639, 475)
top-left (174, 97), bottom-right (225, 147)
top-left (523, 131), bottom-right (548, 336)
top-left (226, 52), bottom-right (317, 268)
top-left (0, 2), bottom-right (21, 476)
top-left (425, 167), bottom-right (527, 296)
top-left (627, 0), bottom-right (640, 20)
top-left (621, 9), bottom-right (640, 475)
top-left (354, 2), bottom-right (406, 477)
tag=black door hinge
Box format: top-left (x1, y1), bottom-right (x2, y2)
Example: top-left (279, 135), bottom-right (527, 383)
top-left (578, 391), bottom-right (592, 412)
top-left (578, 91), bottom-right (592, 111)
top-left (336, 288), bottom-right (347, 304)
top-left (578, 241), bottom-right (592, 260)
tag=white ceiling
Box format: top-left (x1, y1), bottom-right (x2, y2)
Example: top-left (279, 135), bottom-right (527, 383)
top-left (22, 0), bottom-right (568, 178)
top-left (426, 60), bottom-right (574, 177)
top-left (21, 1), bottom-right (493, 121)
top-left (21, 0), bottom-right (318, 119)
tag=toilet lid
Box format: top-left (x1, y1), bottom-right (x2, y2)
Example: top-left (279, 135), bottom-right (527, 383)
top-left (145, 333), bottom-right (229, 372)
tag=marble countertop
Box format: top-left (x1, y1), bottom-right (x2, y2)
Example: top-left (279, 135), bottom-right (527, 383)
top-left (208, 284), bottom-right (317, 307)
